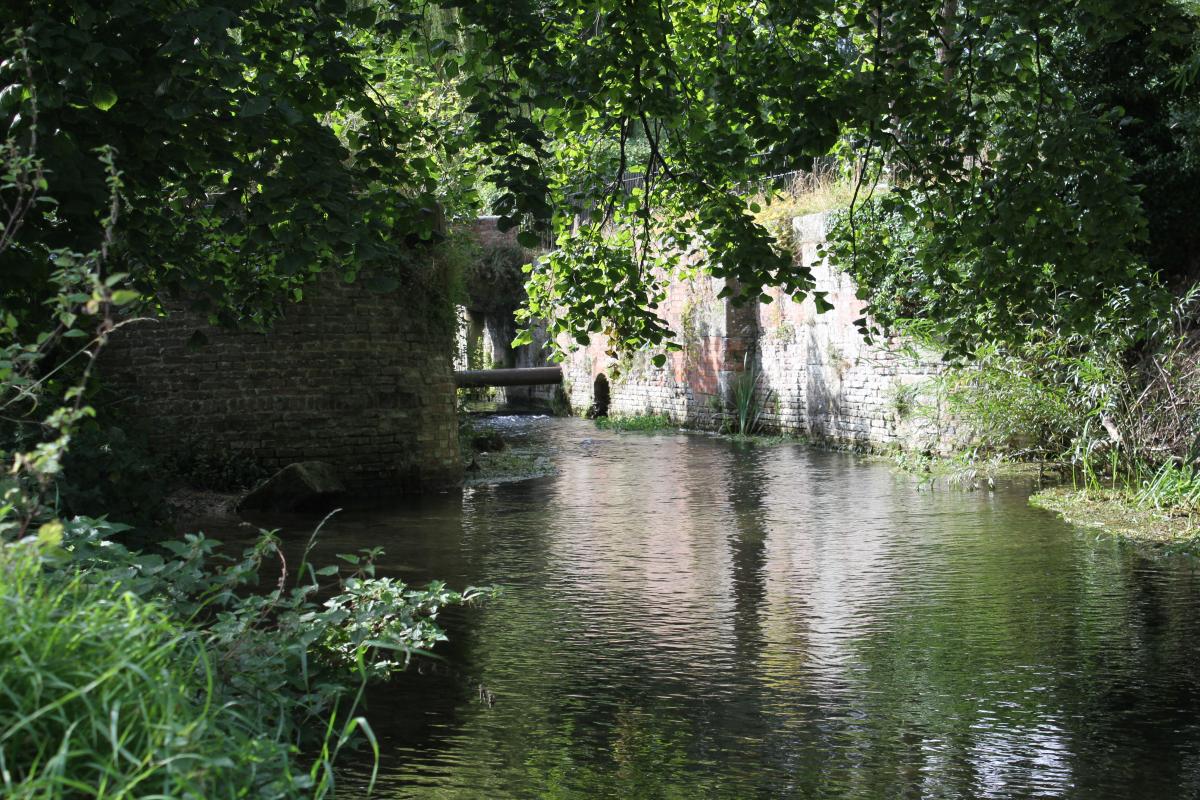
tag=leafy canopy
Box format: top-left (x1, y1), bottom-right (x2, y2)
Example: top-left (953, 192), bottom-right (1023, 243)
top-left (2, 1), bottom-right (476, 326)
top-left (4, 0), bottom-right (1196, 356)
top-left (446, 0), bottom-right (1195, 357)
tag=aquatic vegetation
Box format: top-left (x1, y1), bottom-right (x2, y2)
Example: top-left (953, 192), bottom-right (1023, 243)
top-left (1031, 487), bottom-right (1200, 553)
top-left (726, 361), bottom-right (771, 437)
top-left (594, 414), bottom-right (676, 432)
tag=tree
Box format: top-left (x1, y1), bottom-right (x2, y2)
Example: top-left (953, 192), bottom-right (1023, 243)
top-left (5, 1), bottom-right (1195, 356)
top-left (1, 1), bottom-right (466, 327)
top-left (440, 0), bottom-right (1197, 357)
top-left (826, 0), bottom-right (1199, 355)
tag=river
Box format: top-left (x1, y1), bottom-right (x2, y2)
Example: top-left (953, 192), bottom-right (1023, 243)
top-left (252, 416), bottom-right (1200, 799)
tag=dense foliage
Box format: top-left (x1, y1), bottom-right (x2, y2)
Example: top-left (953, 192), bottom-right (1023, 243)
top-left (3, 3), bottom-right (1200, 789)
top-left (1, 518), bottom-right (489, 798)
top-left (432, 0), bottom-right (1198, 359)
top-left (5, 1), bottom-right (1196, 356)
top-left (826, 1), bottom-right (1199, 356)
top-left (0, 15), bottom-right (489, 797)
top-left (2, 3), bottom-right (477, 327)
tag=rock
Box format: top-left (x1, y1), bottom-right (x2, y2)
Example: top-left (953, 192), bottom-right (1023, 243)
top-left (237, 461), bottom-right (346, 513)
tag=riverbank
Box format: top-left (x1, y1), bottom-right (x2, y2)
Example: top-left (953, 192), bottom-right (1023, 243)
top-left (881, 444), bottom-right (1200, 552)
top-left (886, 449), bottom-right (1200, 553)
top-left (1031, 487), bottom-right (1200, 553)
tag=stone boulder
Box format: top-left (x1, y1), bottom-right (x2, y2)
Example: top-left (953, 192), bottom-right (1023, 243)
top-left (237, 461), bottom-right (347, 513)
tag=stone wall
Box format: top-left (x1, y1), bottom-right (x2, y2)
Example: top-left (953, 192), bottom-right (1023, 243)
top-left (102, 271), bottom-right (462, 493)
top-left (562, 212), bottom-right (957, 451)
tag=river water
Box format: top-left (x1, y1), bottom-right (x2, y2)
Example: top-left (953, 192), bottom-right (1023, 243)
top-left (259, 416), bottom-right (1200, 799)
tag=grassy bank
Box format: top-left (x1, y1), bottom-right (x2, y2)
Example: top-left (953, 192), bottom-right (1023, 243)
top-left (1030, 487), bottom-right (1200, 552)
top-left (881, 445), bottom-right (1200, 551)
top-left (1028, 460), bottom-right (1200, 551)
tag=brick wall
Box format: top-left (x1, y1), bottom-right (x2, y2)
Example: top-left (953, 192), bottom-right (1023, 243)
top-left (562, 212), bottom-right (960, 451)
top-left (101, 271), bottom-right (462, 493)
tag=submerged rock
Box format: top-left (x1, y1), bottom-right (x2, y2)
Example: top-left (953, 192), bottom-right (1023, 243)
top-left (237, 461), bottom-right (346, 513)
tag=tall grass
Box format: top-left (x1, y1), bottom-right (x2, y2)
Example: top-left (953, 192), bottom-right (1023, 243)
top-left (727, 361), bottom-right (771, 436)
top-left (0, 519), bottom-right (492, 799)
top-left (0, 544), bottom-right (304, 798)
top-left (1135, 461), bottom-right (1200, 512)
top-left (749, 168), bottom-right (862, 238)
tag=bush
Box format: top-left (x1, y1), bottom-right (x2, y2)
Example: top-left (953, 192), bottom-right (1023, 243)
top-left (57, 420), bottom-right (173, 527)
top-left (0, 519), bottom-right (493, 798)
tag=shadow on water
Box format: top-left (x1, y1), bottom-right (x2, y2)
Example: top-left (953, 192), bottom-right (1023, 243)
top-left (237, 417), bottom-right (1200, 799)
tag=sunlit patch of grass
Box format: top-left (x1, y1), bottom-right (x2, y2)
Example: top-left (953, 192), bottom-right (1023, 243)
top-left (1031, 486), bottom-right (1200, 552)
top-left (1133, 461), bottom-right (1200, 512)
top-left (747, 169), bottom-right (873, 237)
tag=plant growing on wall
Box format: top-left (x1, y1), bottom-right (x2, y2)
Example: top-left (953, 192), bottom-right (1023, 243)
top-left (726, 359), bottom-right (772, 437)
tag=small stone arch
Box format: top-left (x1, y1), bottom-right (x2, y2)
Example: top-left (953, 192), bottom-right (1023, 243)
top-left (592, 373), bottom-right (610, 418)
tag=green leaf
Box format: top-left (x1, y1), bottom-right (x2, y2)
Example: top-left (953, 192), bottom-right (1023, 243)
top-left (240, 95), bottom-right (271, 117)
top-left (37, 520), bottom-right (64, 549)
top-left (90, 84), bottom-right (118, 111)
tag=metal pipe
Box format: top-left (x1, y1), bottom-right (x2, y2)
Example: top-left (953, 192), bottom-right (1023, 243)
top-left (454, 366), bottom-right (563, 388)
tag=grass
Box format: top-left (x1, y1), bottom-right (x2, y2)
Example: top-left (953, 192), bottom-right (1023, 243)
top-left (1133, 460), bottom-right (1200, 511)
top-left (749, 173), bottom-right (861, 231)
top-left (1, 518), bottom-right (490, 799)
top-left (594, 414), bottom-right (677, 432)
top-left (1031, 486), bottom-right (1200, 553)
top-left (0, 545), bottom-right (300, 798)
top-left (1028, 459), bottom-right (1200, 552)
top-left (725, 362), bottom-right (771, 436)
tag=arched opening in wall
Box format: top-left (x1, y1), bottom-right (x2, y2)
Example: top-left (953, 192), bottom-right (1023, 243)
top-left (592, 374), bottom-right (610, 418)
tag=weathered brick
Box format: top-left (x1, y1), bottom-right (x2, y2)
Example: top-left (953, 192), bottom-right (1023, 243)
top-left (100, 269), bottom-right (463, 493)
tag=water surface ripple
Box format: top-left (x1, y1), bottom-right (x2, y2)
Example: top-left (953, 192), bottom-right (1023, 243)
top-left (267, 417), bottom-right (1200, 799)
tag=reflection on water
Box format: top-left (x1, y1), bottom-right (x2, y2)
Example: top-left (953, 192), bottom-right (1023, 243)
top-left (248, 417), bottom-right (1200, 799)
